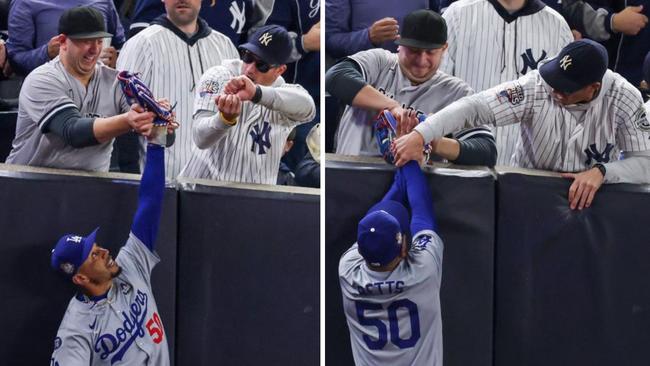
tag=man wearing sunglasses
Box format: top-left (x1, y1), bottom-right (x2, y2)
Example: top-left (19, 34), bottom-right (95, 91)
top-left (179, 24), bottom-right (316, 185)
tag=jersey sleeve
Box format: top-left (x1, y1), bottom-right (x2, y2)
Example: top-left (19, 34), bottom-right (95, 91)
top-left (614, 86), bottom-right (650, 152)
top-left (481, 73), bottom-right (537, 127)
top-left (19, 69), bottom-right (79, 132)
top-left (116, 233), bottom-right (161, 286)
top-left (348, 49), bottom-right (395, 86)
top-left (410, 230), bottom-right (444, 280)
top-left (258, 82), bottom-right (316, 126)
top-left (50, 333), bottom-right (91, 365)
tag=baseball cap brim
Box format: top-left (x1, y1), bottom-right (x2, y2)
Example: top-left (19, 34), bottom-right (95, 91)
top-left (80, 227), bottom-right (99, 266)
top-left (366, 200), bottom-right (409, 235)
top-left (396, 37), bottom-right (445, 50)
top-left (239, 43), bottom-right (276, 66)
top-left (539, 58), bottom-right (583, 94)
top-left (67, 31), bottom-right (113, 40)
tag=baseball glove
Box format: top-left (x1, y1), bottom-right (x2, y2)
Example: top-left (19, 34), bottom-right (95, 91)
top-left (117, 70), bottom-right (177, 146)
top-left (373, 109), bottom-right (431, 164)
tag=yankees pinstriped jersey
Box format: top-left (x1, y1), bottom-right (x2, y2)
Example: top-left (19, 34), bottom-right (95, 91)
top-left (335, 48), bottom-right (481, 157)
top-left (179, 59), bottom-right (316, 184)
top-left (5, 58), bottom-right (129, 171)
top-left (50, 234), bottom-right (169, 366)
top-left (116, 17), bottom-right (239, 178)
top-left (441, 0), bottom-right (573, 165)
top-left (415, 69), bottom-right (650, 173)
top-left (339, 230), bottom-right (444, 366)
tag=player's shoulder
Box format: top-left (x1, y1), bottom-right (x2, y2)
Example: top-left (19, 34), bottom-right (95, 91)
top-left (338, 243), bottom-right (364, 276)
top-left (602, 70), bottom-right (643, 106)
top-left (207, 29), bottom-right (238, 48)
top-left (202, 59), bottom-right (239, 80)
top-left (432, 70), bottom-right (473, 93)
top-left (349, 48), bottom-right (396, 64)
top-left (445, 0), bottom-right (490, 14)
top-left (537, 4), bottom-right (570, 23)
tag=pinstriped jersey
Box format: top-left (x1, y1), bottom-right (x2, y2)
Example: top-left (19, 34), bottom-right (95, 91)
top-left (416, 69), bottom-right (650, 172)
top-left (116, 23), bottom-right (239, 178)
top-left (6, 58), bottom-right (129, 171)
top-left (441, 0), bottom-right (573, 166)
top-left (335, 48), bottom-right (484, 157)
top-left (51, 234), bottom-right (169, 366)
top-left (179, 60), bottom-right (316, 184)
top-left (339, 230), bottom-right (444, 366)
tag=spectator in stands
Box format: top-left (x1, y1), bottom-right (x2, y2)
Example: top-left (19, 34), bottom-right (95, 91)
top-left (117, 0), bottom-right (239, 178)
top-left (6, 0), bottom-right (125, 75)
top-left (4, 7), bottom-right (167, 171)
top-left (326, 0), bottom-right (436, 59)
top-left (263, 0), bottom-right (320, 174)
top-left (127, 0), bottom-right (264, 45)
top-left (326, 9), bottom-right (496, 166)
top-left (179, 25), bottom-right (316, 185)
top-left (441, 0), bottom-right (573, 166)
top-left (563, 0), bottom-right (650, 88)
top-left (295, 122), bottom-right (320, 188)
top-left (277, 127), bottom-right (297, 186)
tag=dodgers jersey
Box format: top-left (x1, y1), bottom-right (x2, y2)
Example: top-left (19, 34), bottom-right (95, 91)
top-left (179, 59), bottom-right (316, 184)
top-left (441, 0), bottom-right (573, 166)
top-left (335, 48), bottom-right (476, 157)
top-left (339, 230), bottom-right (444, 366)
top-left (51, 234), bottom-right (169, 365)
top-left (117, 19), bottom-right (239, 178)
top-left (6, 58), bottom-right (129, 171)
top-left (415, 69), bottom-right (650, 172)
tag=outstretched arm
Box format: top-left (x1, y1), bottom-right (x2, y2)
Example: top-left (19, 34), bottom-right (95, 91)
top-left (401, 161), bottom-right (436, 233)
top-left (131, 144), bottom-right (165, 251)
top-left (380, 168), bottom-right (407, 206)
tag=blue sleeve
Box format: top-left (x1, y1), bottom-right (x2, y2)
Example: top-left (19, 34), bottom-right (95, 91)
top-left (401, 161), bottom-right (437, 233)
top-left (6, 0), bottom-right (50, 75)
top-left (131, 144), bottom-right (165, 251)
top-left (381, 168), bottom-right (407, 206)
top-left (325, 0), bottom-right (373, 59)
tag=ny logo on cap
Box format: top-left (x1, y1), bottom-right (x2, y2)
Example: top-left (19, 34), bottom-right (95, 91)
top-left (67, 235), bottom-right (83, 243)
top-left (560, 55), bottom-right (572, 71)
top-left (259, 32), bottom-right (272, 46)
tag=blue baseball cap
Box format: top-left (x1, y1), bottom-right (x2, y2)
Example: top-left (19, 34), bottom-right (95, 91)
top-left (539, 39), bottom-right (608, 94)
top-left (357, 200), bottom-right (409, 268)
top-left (51, 228), bottom-right (99, 277)
top-left (239, 25), bottom-right (293, 66)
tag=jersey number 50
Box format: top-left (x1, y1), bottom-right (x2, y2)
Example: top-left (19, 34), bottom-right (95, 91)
top-left (355, 299), bottom-right (420, 349)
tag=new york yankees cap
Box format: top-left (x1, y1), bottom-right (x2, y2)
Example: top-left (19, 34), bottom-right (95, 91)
top-left (59, 6), bottom-right (113, 40)
top-left (539, 39), bottom-right (608, 94)
top-left (239, 25), bottom-right (293, 66)
top-left (357, 200), bottom-right (409, 268)
top-left (395, 9), bottom-right (447, 50)
top-left (51, 227), bottom-right (99, 277)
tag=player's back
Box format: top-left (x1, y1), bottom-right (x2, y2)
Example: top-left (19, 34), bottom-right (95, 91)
top-left (339, 231), bottom-right (443, 366)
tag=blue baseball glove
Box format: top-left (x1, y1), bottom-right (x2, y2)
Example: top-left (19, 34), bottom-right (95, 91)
top-left (373, 109), bottom-right (431, 164)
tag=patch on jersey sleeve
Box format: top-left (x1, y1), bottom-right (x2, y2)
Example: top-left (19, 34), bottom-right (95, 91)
top-left (496, 82), bottom-right (525, 105)
top-left (54, 337), bottom-right (62, 350)
top-left (632, 106), bottom-right (650, 132)
top-left (198, 68), bottom-right (231, 98)
top-left (412, 234), bottom-right (433, 251)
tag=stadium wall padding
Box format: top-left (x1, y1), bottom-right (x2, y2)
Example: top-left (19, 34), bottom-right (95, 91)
top-left (326, 158), bottom-right (496, 366)
top-left (174, 180), bottom-right (320, 365)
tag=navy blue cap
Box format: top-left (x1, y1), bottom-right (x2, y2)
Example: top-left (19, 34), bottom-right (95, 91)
top-left (239, 25), bottom-right (292, 66)
top-left (643, 51), bottom-right (650, 84)
top-left (357, 200), bottom-right (409, 268)
top-left (51, 228), bottom-right (99, 277)
top-left (539, 39), bottom-right (608, 94)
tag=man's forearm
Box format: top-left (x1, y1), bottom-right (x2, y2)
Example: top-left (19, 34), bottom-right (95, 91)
top-left (257, 85), bottom-right (316, 122)
top-left (192, 110), bottom-right (233, 149)
top-left (604, 153), bottom-right (650, 184)
top-left (351, 85), bottom-right (400, 111)
top-left (93, 114), bottom-right (132, 143)
top-left (415, 94), bottom-right (494, 143)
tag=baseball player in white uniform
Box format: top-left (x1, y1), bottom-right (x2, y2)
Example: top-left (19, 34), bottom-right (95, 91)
top-left (326, 9), bottom-right (496, 166)
top-left (6, 7), bottom-right (156, 171)
top-left (117, 0), bottom-right (240, 178)
top-left (50, 138), bottom-right (169, 365)
top-left (339, 160), bottom-right (443, 366)
top-left (394, 39), bottom-right (650, 210)
top-left (179, 25), bottom-right (316, 184)
top-left (441, 0), bottom-right (574, 165)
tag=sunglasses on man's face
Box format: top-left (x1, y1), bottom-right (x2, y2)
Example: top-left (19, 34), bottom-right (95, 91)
top-left (241, 50), bottom-right (275, 73)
